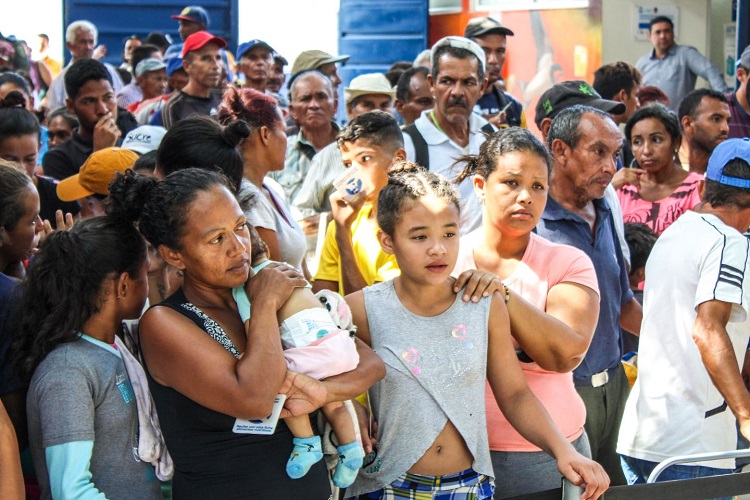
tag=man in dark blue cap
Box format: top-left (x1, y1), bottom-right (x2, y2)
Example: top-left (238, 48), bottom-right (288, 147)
top-left (235, 39), bottom-right (274, 92)
top-left (619, 138), bottom-right (750, 485)
top-left (164, 5), bottom-right (233, 82)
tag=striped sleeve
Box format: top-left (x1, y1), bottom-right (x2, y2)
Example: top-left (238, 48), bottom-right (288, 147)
top-left (695, 223), bottom-right (750, 321)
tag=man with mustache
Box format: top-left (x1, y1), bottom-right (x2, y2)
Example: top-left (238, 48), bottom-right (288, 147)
top-left (402, 36), bottom-right (495, 234)
top-left (536, 105), bottom-right (643, 486)
top-left (464, 17), bottom-right (525, 128)
top-left (162, 31), bottom-right (226, 129)
top-left (728, 45), bottom-right (750, 140)
top-left (678, 88), bottom-right (731, 174)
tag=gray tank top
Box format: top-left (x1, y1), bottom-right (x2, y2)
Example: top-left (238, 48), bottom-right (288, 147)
top-left (348, 280), bottom-right (494, 497)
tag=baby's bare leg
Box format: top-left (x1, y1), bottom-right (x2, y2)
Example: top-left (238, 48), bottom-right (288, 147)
top-left (284, 415), bottom-right (322, 479)
top-left (284, 415), bottom-right (314, 438)
top-left (321, 401), bottom-right (356, 444)
top-left (322, 400), bottom-right (365, 488)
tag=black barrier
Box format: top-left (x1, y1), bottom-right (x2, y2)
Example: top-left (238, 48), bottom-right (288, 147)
top-left (505, 472), bottom-right (750, 500)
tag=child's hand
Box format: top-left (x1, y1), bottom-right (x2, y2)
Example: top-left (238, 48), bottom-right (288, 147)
top-left (453, 269), bottom-right (505, 303)
top-left (330, 190), bottom-right (366, 230)
top-left (556, 450), bottom-right (609, 500)
top-left (279, 371), bottom-right (328, 419)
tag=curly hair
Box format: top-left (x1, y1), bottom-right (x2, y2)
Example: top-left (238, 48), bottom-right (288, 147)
top-left (10, 216), bottom-right (147, 380)
top-left (377, 160), bottom-right (460, 236)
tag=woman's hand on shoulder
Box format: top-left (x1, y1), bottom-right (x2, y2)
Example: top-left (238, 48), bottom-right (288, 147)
top-left (279, 371), bottom-right (328, 419)
top-left (556, 449), bottom-right (610, 500)
top-left (245, 262), bottom-right (308, 310)
top-left (453, 269), bottom-right (504, 303)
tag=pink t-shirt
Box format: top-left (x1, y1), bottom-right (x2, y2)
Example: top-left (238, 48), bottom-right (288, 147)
top-left (617, 172), bottom-right (703, 235)
top-left (454, 231), bottom-right (599, 452)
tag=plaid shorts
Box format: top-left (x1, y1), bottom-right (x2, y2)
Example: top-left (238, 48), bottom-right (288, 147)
top-left (360, 468), bottom-right (494, 499)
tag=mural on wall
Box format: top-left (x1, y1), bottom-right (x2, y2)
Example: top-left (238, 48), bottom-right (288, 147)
top-left (430, 0), bottom-right (603, 134)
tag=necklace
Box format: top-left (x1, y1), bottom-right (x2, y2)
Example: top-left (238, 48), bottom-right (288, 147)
top-left (429, 111), bottom-right (445, 134)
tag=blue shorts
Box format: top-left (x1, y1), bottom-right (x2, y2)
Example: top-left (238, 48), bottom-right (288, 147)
top-left (359, 468), bottom-right (494, 499)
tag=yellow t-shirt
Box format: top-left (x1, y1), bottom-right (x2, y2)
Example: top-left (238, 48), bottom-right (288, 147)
top-left (313, 203), bottom-right (399, 295)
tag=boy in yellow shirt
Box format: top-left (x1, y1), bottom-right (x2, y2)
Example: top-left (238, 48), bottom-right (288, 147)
top-left (312, 111), bottom-right (405, 295)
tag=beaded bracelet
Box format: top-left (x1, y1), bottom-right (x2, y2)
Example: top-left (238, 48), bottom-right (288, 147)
top-left (501, 283), bottom-right (510, 304)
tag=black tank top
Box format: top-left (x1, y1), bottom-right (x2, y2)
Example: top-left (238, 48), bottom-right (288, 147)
top-left (146, 288), bottom-right (331, 499)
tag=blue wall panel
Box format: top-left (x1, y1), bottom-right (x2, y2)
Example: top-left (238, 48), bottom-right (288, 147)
top-left (63, 0), bottom-right (238, 66)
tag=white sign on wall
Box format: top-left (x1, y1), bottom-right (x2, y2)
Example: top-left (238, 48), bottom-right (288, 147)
top-left (635, 5), bottom-right (679, 41)
top-left (724, 23), bottom-right (737, 87)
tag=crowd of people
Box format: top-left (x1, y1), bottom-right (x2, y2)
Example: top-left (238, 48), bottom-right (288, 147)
top-left (0, 5), bottom-right (749, 500)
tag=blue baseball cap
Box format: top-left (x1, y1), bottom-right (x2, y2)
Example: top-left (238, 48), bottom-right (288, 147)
top-left (706, 138), bottom-right (750, 189)
top-left (236, 39), bottom-right (274, 61)
top-left (171, 6), bottom-right (209, 26)
top-left (165, 56), bottom-right (184, 77)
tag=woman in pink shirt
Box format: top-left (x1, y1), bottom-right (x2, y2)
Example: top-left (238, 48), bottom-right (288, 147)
top-left (453, 128), bottom-right (602, 498)
top-left (614, 103), bottom-right (702, 235)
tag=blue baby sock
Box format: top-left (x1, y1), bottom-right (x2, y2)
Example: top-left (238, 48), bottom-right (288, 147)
top-left (286, 436), bottom-right (323, 479)
top-left (332, 441), bottom-right (365, 488)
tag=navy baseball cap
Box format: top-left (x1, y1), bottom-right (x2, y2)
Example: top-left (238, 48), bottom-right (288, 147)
top-left (166, 56), bottom-right (184, 76)
top-left (236, 39), bottom-right (274, 60)
top-left (706, 138), bottom-right (750, 189)
top-left (171, 6), bottom-right (209, 26)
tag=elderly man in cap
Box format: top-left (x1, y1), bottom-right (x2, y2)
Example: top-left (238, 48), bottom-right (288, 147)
top-left (402, 35), bottom-right (495, 234)
top-left (464, 16), bottom-right (525, 128)
top-left (162, 31), bottom-right (226, 128)
top-left (289, 49), bottom-right (349, 91)
top-left (45, 20), bottom-right (124, 112)
top-left (618, 138), bottom-right (750, 485)
top-left (115, 43), bottom-right (163, 107)
top-left (293, 72), bottom-right (396, 218)
top-left (235, 39), bottom-right (274, 92)
top-left (728, 45), bottom-right (750, 139)
top-left (534, 80), bottom-right (631, 263)
top-left (536, 103), bottom-right (642, 486)
top-left (123, 58), bottom-right (168, 113)
top-left (133, 56), bottom-right (187, 125)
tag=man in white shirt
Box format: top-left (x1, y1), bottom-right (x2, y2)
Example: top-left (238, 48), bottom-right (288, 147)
top-left (45, 20), bottom-right (124, 112)
top-left (402, 36), bottom-right (494, 234)
top-left (618, 138), bottom-right (750, 484)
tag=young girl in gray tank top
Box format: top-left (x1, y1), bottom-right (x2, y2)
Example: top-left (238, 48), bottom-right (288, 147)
top-left (344, 162), bottom-right (609, 500)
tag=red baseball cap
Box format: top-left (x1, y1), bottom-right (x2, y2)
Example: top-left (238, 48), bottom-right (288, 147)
top-left (181, 30), bottom-right (226, 58)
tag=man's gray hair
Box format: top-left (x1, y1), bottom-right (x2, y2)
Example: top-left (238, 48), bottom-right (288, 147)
top-left (289, 70), bottom-right (333, 102)
top-left (547, 105), bottom-right (612, 152)
top-left (66, 20), bottom-right (97, 45)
